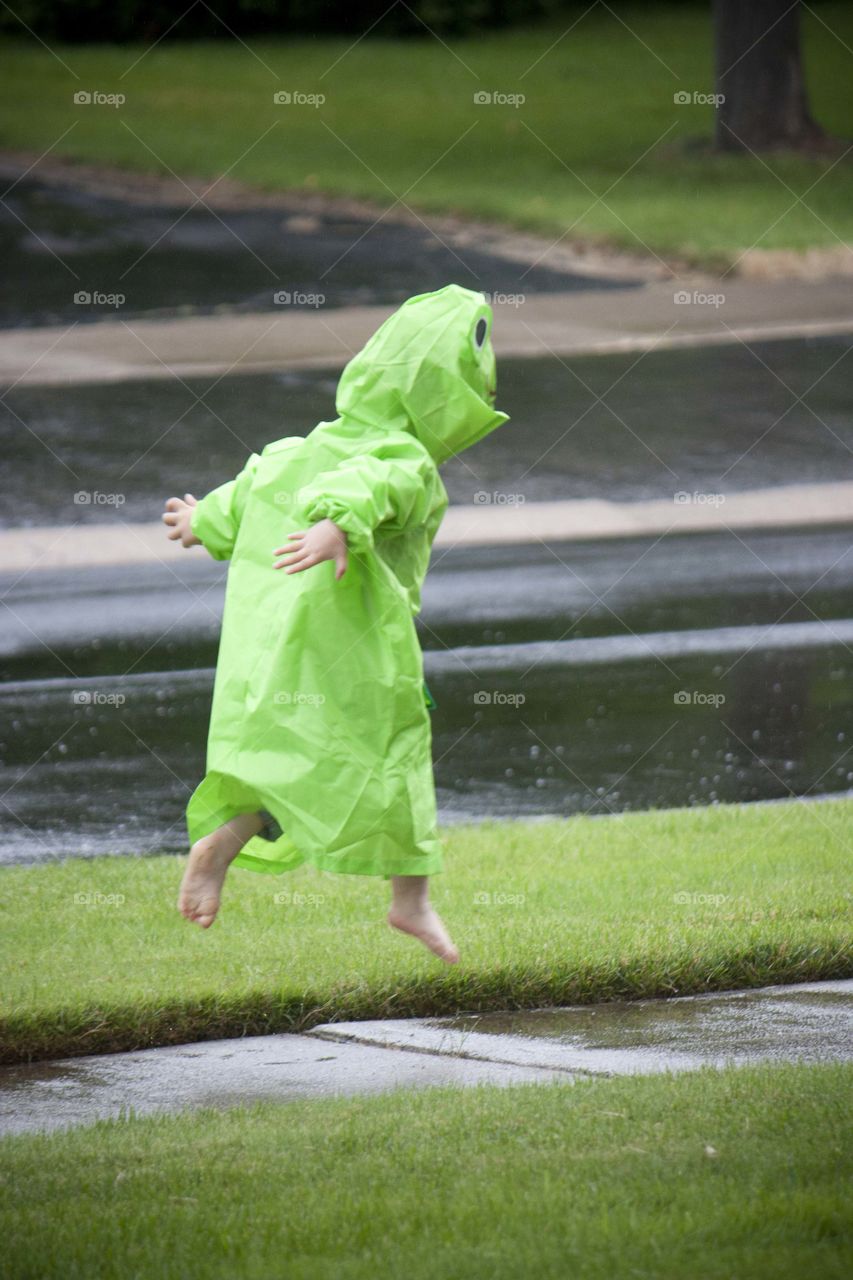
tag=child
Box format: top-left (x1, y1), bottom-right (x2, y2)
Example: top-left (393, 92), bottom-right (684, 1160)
top-left (162, 284), bottom-right (508, 963)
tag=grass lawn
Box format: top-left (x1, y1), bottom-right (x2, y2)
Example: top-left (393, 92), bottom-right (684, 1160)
top-left (1, 797), bottom-right (851, 1064)
top-left (0, 1061), bottom-right (850, 1279)
top-left (1, 4), bottom-right (852, 265)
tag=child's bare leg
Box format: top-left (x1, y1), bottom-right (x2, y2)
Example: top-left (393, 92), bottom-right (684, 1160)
top-left (387, 875), bottom-right (459, 964)
top-left (178, 812), bottom-right (264, 929)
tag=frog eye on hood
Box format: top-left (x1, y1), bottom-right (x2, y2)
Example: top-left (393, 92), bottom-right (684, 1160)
top-left (473, 316), bottom-right (489, 353)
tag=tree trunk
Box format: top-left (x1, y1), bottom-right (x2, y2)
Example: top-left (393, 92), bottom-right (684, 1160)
top-left (713, 0), bottom-right (826, 151)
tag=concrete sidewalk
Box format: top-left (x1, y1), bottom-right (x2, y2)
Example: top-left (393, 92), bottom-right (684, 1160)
top-left (2, 481), bottom-right (851, 575)
top-left (313, 979), bottom-right (853, 1077)
top-left (1, 979), bottom-right (849, 1136)
top-left (2, 277), bottom-right (852, 388)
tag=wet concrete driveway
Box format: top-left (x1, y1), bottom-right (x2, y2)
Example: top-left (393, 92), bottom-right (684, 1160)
top-left (1, 980), bottom-right (849, 1136)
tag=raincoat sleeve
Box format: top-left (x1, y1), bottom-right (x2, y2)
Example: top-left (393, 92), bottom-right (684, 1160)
top-left (190, 452), bottom-right (262, 561)
top-left (298, 441), bottom-right (446, 556)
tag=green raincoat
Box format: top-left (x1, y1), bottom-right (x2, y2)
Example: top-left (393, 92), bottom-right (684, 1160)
top-left (186, 284), bottom-right (508, 878)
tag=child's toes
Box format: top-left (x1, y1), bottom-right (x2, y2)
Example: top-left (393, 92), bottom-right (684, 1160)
top-left (194, 901), bottom-right (218, 928)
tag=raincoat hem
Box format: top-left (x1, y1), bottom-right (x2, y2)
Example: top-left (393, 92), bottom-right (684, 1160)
top-left (231, 833), bottom-right (308, 876)
top-left (308, 849), bottom-right (443, 877)
top-left (231, 845), bottom-right (444, 878)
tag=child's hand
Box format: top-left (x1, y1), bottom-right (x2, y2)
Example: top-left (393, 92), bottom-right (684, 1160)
top-left (273, 518), bottom-right (348, 580)
top-left (162, 494), bottom-right (202, 548)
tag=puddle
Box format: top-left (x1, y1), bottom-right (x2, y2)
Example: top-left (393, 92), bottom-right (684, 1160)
top-left (0, 668), bottom-right (210, 862)
top-left (2, 338), bottom-right (852, 527)
top-left (316, 980), bottom-right (853, 1077)
top-left (430, 634), bottom-right (852, 822)
top-left (436, 985), bottom-right (853, 1065)
top-left (0, 176), bottom-right (637, 330)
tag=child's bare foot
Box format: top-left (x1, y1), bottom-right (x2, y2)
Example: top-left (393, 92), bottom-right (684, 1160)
top-left (387, 903), bottom-right (460, 963)
top-left (388, 875), bottom-right (459, 963)
top-left (178, 812), bottom-right (264, 928)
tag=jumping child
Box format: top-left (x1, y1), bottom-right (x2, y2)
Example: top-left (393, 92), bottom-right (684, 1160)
top-left (162, 284), bottom-right (508, 964)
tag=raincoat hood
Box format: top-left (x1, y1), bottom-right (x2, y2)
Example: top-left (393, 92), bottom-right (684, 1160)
top-left (334, 284), bottom-right (509, 465)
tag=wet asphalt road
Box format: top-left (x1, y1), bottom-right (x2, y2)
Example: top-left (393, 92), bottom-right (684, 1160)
top-left (3, 337), bottom-right (853, 526)
top-left (1, 527), bottom-right (851, 862)
top-left (3, 526), bottom-right (852, 678)
top-left (0, 175), bottom-right (639, 330)
top-left (1, 174), bottom-right (851, 865)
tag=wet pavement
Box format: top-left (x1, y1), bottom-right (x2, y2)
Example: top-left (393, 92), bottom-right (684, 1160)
top-left (1, 630), bottom-right (850, 859)
top-left (1, 177), bottom-right (851, 866)
top-left (3, 277), bottom-right (852, 391)
top-left (2, 527), bottom-right (852, 861)
top-left (0, 175), bottom-right (638, 330)
top-left (5, 479), bottom-right (853, 580)
top-left (314, 980), bottom-right (853, 1076)
top-left (3, 338), bottom-right (853, 525)
top-left (0, 1033), bottom-right (566, 1138)
top-left (4, 527), bottom-right (852, 675)
top-left (1, 980), bottom-right (849, 1136)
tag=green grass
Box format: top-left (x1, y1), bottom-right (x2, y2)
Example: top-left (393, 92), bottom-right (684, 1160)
top-left (1, 1061), bottom-right (850, 1279)
top-left (1, 798), bottom-right (851, 1064)
top-left (1, 4), bottom-right (852, 264)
